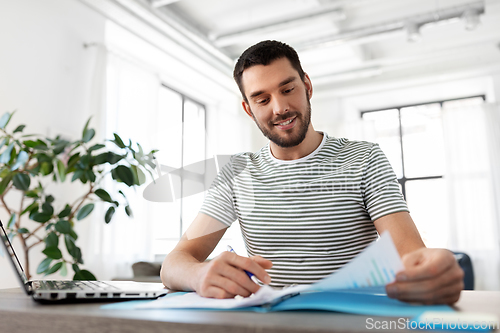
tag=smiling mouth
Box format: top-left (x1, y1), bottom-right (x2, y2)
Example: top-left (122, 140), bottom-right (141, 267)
top-left (274, 116), bottom-right (295, 126)
top-left (274, 116), bottom-right (296, 130)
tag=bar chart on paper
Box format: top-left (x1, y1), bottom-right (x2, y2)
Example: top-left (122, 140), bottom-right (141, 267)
top-left (312, 232), bottom-right (405, 291)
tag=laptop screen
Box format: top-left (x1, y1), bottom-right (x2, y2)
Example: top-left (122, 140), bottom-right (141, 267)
top-left (0, 219), bottom-right (31, 295)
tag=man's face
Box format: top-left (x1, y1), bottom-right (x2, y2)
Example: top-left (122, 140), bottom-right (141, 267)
top-left (241, 57), bottom-right (313, 148)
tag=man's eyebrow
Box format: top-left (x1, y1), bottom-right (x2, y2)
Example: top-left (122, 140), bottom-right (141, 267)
top-left (248, 76), bottom-right (297, 99)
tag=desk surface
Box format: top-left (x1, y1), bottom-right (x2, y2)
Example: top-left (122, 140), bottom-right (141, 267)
top-left (1, 288), bottom-right (499, 333)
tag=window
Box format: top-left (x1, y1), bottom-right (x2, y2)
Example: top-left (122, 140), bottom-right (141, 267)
top-left (361, 96), bottom-right (485, 247)
top-left (151, 85), bottom-right (206, 256)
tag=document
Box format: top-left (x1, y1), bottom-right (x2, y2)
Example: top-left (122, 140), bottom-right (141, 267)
top-left (135, 232), bottom-right (409, 311)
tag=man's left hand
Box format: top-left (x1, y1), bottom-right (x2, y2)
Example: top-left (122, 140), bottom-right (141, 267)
top-left (386, 248), bottom-right (464, 305)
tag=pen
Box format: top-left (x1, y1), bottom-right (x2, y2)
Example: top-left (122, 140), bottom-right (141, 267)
top-left (226, 245), bottom-right (260, 284)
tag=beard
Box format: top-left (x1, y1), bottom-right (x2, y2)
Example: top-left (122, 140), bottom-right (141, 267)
top-left (250, 92), bottom-right (312, 148)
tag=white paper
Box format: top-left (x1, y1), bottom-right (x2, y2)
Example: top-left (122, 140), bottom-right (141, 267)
top-left (136, 232), bottom-right (403, 310)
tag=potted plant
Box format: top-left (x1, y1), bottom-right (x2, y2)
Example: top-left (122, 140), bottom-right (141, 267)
top-left (0, 111), bottom-right (157, 280)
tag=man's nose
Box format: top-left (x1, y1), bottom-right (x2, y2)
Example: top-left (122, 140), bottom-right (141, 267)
top-left (272, 96), bottom-right (289, 115)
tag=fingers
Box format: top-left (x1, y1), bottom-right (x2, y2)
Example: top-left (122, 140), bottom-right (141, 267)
top-left (387, 248), bottom-right (464, 305)
top-left (397, 248), bottom-right (455, 282)
top-left (196, 252), bottom-right (272, 299)
top-left (225, 252), bottom-right (272, 284)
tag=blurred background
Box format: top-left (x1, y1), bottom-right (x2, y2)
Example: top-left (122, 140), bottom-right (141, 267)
top-left (0, 0), bottom-right (499, 290)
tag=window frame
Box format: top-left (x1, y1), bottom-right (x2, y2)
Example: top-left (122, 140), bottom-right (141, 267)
top-left (360, 94), bottom-right (486, 200)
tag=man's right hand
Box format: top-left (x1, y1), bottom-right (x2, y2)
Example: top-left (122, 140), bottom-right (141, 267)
top-left (194, 251), bottom-right (272, 299)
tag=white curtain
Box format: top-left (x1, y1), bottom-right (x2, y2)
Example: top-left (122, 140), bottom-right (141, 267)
top-left (442, 102), bottom-right (500, 290)
top-left (82, 50), bottom-right (160, 280)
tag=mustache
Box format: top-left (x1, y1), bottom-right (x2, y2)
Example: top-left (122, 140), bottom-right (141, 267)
top-left (272, 112), bottom-right (300, 124)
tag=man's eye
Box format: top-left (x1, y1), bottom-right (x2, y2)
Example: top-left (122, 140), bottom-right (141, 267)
top-left (284, 87), bottom-right (294, 94)
top-left (257, 98), bottom-right (269, 104)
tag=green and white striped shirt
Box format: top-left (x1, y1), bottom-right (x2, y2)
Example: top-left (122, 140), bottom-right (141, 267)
top-left (200, 133), bottom-right (408, 287)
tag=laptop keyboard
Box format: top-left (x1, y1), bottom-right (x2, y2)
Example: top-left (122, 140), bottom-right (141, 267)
top-left (37, 280), bottom-right (119, 291)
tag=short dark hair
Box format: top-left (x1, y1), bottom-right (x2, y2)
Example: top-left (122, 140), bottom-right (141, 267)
top-left (233, 40), bottom-right (306, 102)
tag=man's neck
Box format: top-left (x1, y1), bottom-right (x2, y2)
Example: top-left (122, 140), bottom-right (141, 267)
top-left (269, 126), bottom-right (323, 161)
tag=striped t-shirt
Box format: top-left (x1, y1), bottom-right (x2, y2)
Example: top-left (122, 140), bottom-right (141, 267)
top-left (199, 133), bottom-right (408, 287)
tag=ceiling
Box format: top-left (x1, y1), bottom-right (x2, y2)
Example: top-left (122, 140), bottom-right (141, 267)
top-left (130, 0), bottom-right (500, 95)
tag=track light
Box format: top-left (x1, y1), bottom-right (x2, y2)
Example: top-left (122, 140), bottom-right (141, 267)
top-left (462, 8), bottom-right (481, 30)
top-left (405, 21), bottom-right (421, 43)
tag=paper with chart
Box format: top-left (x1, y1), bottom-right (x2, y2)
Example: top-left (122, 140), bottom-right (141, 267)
top-left (135, 232), bottom-right (403, 310)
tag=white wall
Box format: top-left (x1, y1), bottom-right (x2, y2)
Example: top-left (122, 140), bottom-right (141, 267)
top-left (0, 0), bottom-right (106, 289)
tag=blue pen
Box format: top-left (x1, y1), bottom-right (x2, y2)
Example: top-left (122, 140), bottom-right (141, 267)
top-left (226, 245), bottom-right (260, 284)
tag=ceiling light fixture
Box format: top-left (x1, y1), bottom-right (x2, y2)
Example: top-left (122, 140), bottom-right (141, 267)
top-left (462, 8), bottom-right (481, 30)
top-left (405, 21), bottom-right (421, 43)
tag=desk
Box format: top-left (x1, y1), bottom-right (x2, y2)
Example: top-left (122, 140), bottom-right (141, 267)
top-left (0, 288), bottom-right (499, 333)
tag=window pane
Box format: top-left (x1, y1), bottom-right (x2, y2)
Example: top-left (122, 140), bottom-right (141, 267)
top-left (154, 87), bottom-right (183, 240)
top-left (157, 87), bottom-right (183, 169)
top-left (442, 97), bottom-right (483, 109)
top-left (405, 179), bottom-right (449, 248)
top-left (401, 103), bottom-right (445, 178)
top-left (183, 100), bottom-right (206, 168)
top-left (362, 109), bottom-right (403, 178)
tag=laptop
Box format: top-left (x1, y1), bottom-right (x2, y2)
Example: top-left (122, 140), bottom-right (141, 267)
top-left (0, 219), bottom-right (169, 303)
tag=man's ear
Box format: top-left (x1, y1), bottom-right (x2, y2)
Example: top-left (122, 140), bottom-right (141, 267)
top-left (242, 100), bottom-right (254, 119)
top-left (304, 73), bottom-right (313, 99)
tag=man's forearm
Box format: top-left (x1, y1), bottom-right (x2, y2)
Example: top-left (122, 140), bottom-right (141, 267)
top-left (160, 250), bottom-right (204, 291)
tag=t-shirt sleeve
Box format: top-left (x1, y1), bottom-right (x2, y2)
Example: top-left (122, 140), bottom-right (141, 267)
top-left (362, 143), bottom-right (409, 221)
top-left (198, 158), bottom-right (237, 227)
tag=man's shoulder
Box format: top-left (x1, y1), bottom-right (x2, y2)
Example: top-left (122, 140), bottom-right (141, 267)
top-left (323, 135), bottom-right (378, 155)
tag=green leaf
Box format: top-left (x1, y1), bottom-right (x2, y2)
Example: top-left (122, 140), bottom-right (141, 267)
top-left (112, 133), bottom-right (126, 149)
top-left (0, 173), bottom-right (13, 196)
top-left (22, 140), bottom-right (38, 148)
top-left (41, 202), bottom-right (54, 215)
top-left (45, 195), bottom-right (54, 203)
top-left (82, 128), bottom-right (95, 143)
top-left (36, 258), bottom-right (53, 274)
top-left (95, 189), bottom-right (113, 203)
top-left (29, 211), bottom-right (52, 223)
top-left (125, 205), bottom-right (133, 217)
top-left (7, 213), bottom-right (16, 228)
top-left (85, 170), bottom-right (96, 183)
top-left (105, 206), bottom-right (115, 224)
top-left (76, 203), bottom-right (94, 221)
top-left (25, 189), bottom-right (39, 198)
top-left (0, 111), bottom-right (14, 129)
top-left (45, 232), bottom-right (59, 248)
top-left (94, 152), bottom-right (123, 165)
top-left (55, 220), bottom-right (72, 234)
top-left (67, 152), bottom-right (80, 169)
top-left (13, 125), bottom-right (26, 133)
top-left (10, 150), bottom-right (29, 171)
top-left (72, 263), bottom-right (81, 273)
top-left (21, 201), bottom-right (38, 216)
top-left (73, 269), bottom-right (96, 281)
top-left (57, 204), bottom-right (71, 218)
top-left (88, 144), bottom-right (105, 152)
top-left (0, 143), bottom-right (14, 163)
top-left (42, 246), bottom-right (63, 260)
top-left (45, 262), bottom-right (63, 275)
top-left (71, 169), bottom-right (84, 182)
top-left (56, 160), bottom-right (66, 182)
top-left (112, 165), bottom-right (135, 187)
top-left (82, 117), bottom-right (92, 138)
top-left (40, 162), bottom-right (53, 176)
top-left (64, 235), bottom-right (78, 258)
top-left (12, 173), bottom-right (30, 191)
top-left (131, 165), bottom-right (146, 185)
top-left (17, 228), bottom-right (29, 234)
top-left (68, 228), bottom-right (78, 241)
top-left (60, 262), bottom-right (67, 277)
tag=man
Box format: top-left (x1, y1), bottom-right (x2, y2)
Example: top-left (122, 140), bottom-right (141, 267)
top-left (161, 40), bottom-right (464, 305)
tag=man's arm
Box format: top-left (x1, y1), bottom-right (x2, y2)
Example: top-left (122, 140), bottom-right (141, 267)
top-left (161, 213), bottom-right (272, 299)
top-left (374, 211), bottom-right (464, 305)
